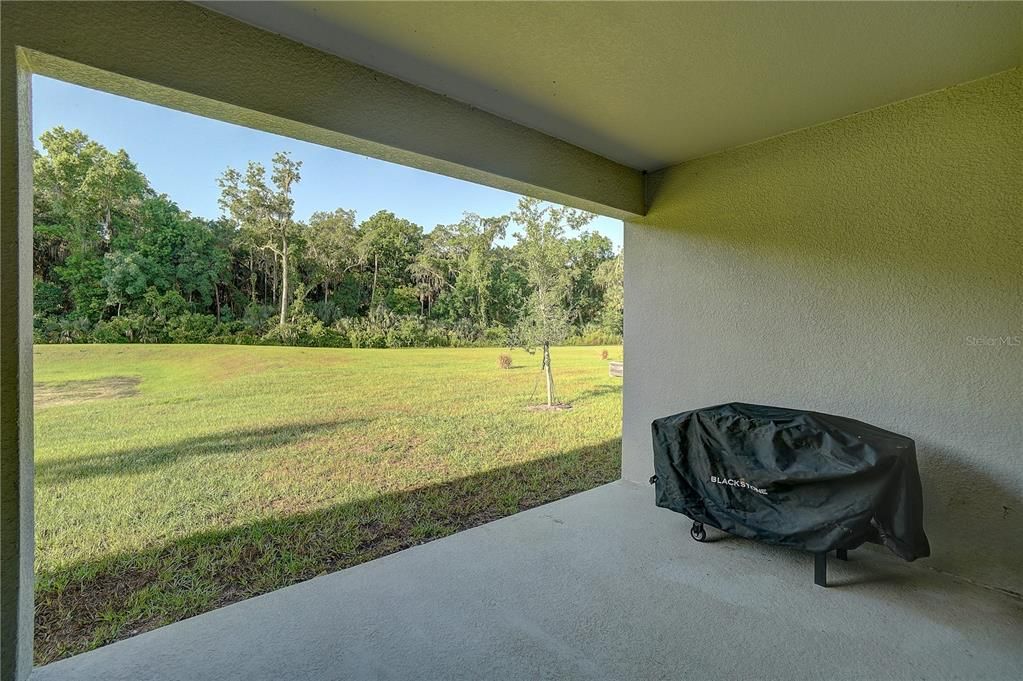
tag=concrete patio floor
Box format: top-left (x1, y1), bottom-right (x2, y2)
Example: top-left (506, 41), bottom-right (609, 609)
top-left (34, 481), bottom-right (1023, 681)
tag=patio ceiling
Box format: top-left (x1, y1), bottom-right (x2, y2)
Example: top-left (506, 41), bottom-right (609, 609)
top-left (202, 1), bottom-right (1023, 170)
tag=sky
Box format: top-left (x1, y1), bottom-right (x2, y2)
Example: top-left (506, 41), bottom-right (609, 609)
top-left (32, 76), bottom-right (623, 249)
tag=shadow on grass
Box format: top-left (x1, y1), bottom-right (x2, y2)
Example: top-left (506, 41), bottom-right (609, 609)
top-left (34, 438), bottom-right (621, 665)
top-left (36, 420), bottom-right (365, 483)
top-left (569, 385), bottom-right (620, 404)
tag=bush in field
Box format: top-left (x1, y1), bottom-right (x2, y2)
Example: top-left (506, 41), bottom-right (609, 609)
top-left (336, 314), bottom-right (386, 348)
top-left (242, 303), bottom-right (275, 330)
top-left (34, 315), bottom-right (92, 344)
top-left (564, 324), bottom-right (622, 347)
top-left (92, 314), bottom-right (160, 343)
top-left (333, 307), bottom-right (453, 349)
top-left (262, 285), bottom-right (350, 347)
top-left (483, 325), bottom-right (509, 346)
top-left (32, 306), bottom-right (618, 348)
top-left (498, 354), bottom-right (513, 369)
top-left (345, 325), bottom-right (388, 349)
top-left (386, 317), bottom-right (429, 348)
top-left (167, 313), bottom-right (218, 343)
top-left (207, 329), bottom-right (262, 346)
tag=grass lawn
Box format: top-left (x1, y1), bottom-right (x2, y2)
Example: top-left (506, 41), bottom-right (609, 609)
top-left (33, 344), bottom-right (622, 664)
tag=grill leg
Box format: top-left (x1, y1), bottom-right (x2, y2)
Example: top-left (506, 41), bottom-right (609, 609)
top-left (814, 552), bottom-right (828, 587)
top-left (836, 548), bottom-right (848, 561)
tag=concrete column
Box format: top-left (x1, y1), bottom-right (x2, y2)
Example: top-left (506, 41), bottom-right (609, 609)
top-left (0, 40), bottom-right (35, 681)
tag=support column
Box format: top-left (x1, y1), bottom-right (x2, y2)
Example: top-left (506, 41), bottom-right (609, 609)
top-left (0, 41), bottom-right (35, 681)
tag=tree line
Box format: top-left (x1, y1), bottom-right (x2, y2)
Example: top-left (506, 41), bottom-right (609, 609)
top-left (32, 127), bottom-right (624, 351)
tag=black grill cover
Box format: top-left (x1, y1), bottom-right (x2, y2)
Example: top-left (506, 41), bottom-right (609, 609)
top-left (652, 403), bottom-right (929, 560)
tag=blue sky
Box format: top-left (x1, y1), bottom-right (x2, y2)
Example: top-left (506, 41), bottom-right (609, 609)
top-left (32, 76), bottom-right (622, 249)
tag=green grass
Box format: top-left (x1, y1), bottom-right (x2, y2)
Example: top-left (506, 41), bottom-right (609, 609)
top-left (33, 344), bottom-right (622, 664)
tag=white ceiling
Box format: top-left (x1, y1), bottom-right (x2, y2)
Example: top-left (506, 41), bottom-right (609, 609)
top-left (203, 1), bottom-right (1022, 171)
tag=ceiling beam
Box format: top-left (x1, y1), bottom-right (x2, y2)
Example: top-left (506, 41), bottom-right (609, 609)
top-left (3, 1), bottom-right (645, 219)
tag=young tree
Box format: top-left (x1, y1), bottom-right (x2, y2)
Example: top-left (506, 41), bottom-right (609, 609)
top-left (218, 152), bottom-right (303, 325)
top-left (509, 197), bottom-right (594, 406)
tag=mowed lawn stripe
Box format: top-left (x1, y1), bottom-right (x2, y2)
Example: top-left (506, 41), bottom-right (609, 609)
top-left (33, 344), bottom-right (622, 664)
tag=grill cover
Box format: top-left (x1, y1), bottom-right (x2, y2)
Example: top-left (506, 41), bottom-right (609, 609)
top-left (652, 403), bottom-right (929, 560)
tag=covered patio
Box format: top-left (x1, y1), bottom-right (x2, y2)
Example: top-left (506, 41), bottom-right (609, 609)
top-left (3, 2), bottom-right (1022, 679)
top-left (32, 482), bottom-right (1023, 680)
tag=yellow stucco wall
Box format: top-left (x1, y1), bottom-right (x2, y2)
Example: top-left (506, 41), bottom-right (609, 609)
top-left (623, 68), bottom-right (1022, 591)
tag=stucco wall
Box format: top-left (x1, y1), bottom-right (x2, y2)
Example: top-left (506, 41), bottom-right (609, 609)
top-left (623, 69), bottom-right (1022, 592)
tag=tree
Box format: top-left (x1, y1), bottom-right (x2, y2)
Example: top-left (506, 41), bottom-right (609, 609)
top-left (449, 212), bottom-right (509, 327)
top-left (509, 197), bottom-right (594, 406)
top-left (218, 152), bottom-right (303, 325)
top-left (54, 251), bottom-right (107, 321)
top-left (31, 124), bottom-right (625, 349)
top-left (102, 251), bottom-right (151, 316)
top-left (305, 208), bottom-right (359, 303)
top-left (408, 229), bottom-right (452, 316)
top-left (566, 231), bottom-right (615, 329)
top-left (34, 127), bottom-right (150, 251)
top-left (356, 211), bottom-right (423, 312)
top-left (128, 196), bottom-right (232, 315)
top-left (33, 129), bottom-right (153, 326)
top-left (595, 248), bottom-right (624, 336)
top-left (487, 246), bottom-right (530, 328)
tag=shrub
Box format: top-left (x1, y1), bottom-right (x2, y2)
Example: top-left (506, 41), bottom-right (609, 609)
top-left (482, 325), bottom-right (509, 347)
top-left (242, 302), bottom-right (274, 330)
top-left (385, 317), bottom-right (428, 348)
top-left (262, 322), bottom-right (302, 346)
top-left (565, 324), bottom-right (623, 346)
top-left (34, 315), bottom-right (92, 344)
top-left (92, 314), bottom-right (160, 343)
top-left (332, 310), bottom-right (453, 349)
top-left (342, 320), bottom-right (388, 348)
top-left (167, 313), bottom-right (218, 343)
top-left (260, 286), bottom-right (349, 347)
top-left (384, 286), bottom-right (422, 316)
top-left (34, 279), bottom-right (66, 317)
top-left (207, 332), bottom-right (260, 346)
top-left (213, 320), bottom-right (247, 336)
top-left (498, 354), bottom-right (513, 369)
